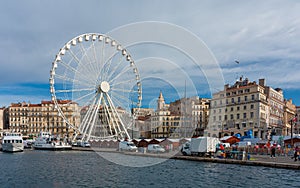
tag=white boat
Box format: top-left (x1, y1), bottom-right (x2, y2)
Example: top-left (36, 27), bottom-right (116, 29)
top-left (2, 132), bottom-right (24, 152)
top-left (33, 132), bottom-right (72, 150)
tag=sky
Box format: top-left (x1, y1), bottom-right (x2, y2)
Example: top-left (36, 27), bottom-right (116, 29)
top-left (1, 0), bottom-right (300, 108)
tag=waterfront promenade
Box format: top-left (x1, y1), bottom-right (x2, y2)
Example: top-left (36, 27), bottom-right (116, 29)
top-left (72, 147), bottom-right (300, 170)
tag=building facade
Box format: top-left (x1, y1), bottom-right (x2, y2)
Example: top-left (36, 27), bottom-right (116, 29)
top-left (206, 77), bottom-right (269, 139)
top-left (8, 100), bottom-right (80, 137)
top-left (283, 99), bottom-right (297, 136)
top-left (265, 87), bottom-right (285, 136)
top-left (151, 92), bottom-right (210, 138)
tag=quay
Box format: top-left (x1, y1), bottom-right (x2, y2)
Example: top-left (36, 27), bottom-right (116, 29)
top-left (71, 147), bottom-right (300, 170)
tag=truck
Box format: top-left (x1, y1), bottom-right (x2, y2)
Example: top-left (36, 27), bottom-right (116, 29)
top-left (118, 141), bottom-right (138, 152)
top-left (181, 137), bottom-right (220, 156)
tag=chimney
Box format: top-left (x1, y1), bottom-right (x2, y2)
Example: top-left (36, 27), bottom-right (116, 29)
top-left (259, 79), bottom-right (265, 86)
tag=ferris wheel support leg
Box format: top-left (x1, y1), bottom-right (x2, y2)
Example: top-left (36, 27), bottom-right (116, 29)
top-left (103, 100), bottom-right (118, 139)
top-left (86, 93), bottom-right (103, 141)
top-left (80, 95), bottom-right (98, 141)
top-left (106, 93), bottom-right (131, 140)
top-left (103, 102), bottom-right (114, 136)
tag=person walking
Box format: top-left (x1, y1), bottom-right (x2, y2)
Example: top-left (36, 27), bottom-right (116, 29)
top-left (270, 144), bottom-right (276, 158)
top-left (293, 146), bottom-right (299, 161)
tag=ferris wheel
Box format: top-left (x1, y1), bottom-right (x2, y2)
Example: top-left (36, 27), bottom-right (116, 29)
top-left (49, 33), bottom-right (142, 141)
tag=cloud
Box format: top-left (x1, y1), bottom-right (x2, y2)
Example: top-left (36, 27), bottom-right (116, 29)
top-left (1, 0), bottom-right (300, 106)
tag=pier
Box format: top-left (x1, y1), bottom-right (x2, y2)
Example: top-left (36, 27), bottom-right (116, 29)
top-left (71, 147), bottom-right (300, 170)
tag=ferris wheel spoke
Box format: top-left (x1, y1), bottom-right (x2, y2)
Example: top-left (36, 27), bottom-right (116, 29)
top-left (104, 54), bottom-right (124, 81)
top-left (55, 87), bottom-right (94, 93)
top-left (107, 66), bottom-right (132, 84)
top-left (78, 42), bottom-right (99, 79)
top-left (111, 91), bottom-right (132, 104)
top-left (98, 40), bottom-right (106, 82)
top-left (110, 78), bottom-right (136, 87)
top-left (91, 41), bottom-right (101, 80)
top-left (55, 74), bottom-right (93, 88)
top-left (71, 90), bottom-right (96, 104)
top-left (67, 49), bottom-right (97, 84)
top-left (111, 88), bottom-right (137, 94)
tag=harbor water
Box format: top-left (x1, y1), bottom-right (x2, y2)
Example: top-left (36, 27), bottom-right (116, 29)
top-left (0, 150), bottom-right (299, 188)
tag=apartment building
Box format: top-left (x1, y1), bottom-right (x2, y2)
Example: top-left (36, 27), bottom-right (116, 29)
top-left (206, 77), bottom-right (269, 139)
top-left (8, 100), bottom-right (80, 137)
top-left (283, 99), bottom-right (296, 136)
top-left (264, 86), bottom-right (285, 136)
top-left (151, 92), bottom-right (210, 138)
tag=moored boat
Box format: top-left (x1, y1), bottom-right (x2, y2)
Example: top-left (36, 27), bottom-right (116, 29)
top-left (33, 132), bottom-right (72, 150)
top-left (2, 132), bottom-right (24, 152)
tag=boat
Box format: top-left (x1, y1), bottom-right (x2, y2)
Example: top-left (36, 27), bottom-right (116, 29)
top-left (33, 132), bottom-right (72, 150)
top-left (1, 132), bottom-right (24, 152)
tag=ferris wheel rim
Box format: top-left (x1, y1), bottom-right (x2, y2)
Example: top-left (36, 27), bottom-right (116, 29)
top-left (49, 33), bottom-right (142, 139)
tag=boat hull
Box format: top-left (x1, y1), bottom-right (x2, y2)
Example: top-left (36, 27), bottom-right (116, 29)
top-left (2, 143), bottom-right (24, 152)
top-left (33, 144), bottom-right (72, 151)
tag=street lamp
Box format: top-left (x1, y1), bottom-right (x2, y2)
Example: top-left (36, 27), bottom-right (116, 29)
top-left (291, 114), bottom-right (298, 148)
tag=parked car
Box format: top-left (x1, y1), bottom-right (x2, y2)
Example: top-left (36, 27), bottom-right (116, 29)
top-left (119, 141), bottom-right (137, 152)
top-left (147, 144), bottom-right (165, 153)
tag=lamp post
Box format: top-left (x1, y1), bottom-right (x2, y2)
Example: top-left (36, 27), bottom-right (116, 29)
top-left (291, 114), bottom-right (298, 148)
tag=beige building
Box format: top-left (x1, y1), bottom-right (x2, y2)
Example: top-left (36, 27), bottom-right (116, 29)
top-left (8, 100), bottom-right (80, 137)
top-left (206, 77), bottom-right (269, 139)
top-left (151, 92), bottom-right (181, 138)
top-left (151, 92), bottom-right (210, 138)
top-left (283, 100), bottom-right (297, 136)
top-left (0, 107), bottom-right (4, 131)
top-left (132, 107), bottom-right (154, 138)
top-left (265, 87), bottom-right (285, 136)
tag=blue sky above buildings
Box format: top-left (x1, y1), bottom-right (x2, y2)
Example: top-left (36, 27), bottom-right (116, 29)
top-left (0, 0), bottom-right (300, 107)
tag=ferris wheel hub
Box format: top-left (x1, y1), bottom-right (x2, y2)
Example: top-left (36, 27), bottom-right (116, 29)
top-left (100, 81), bottom-right (110, 93)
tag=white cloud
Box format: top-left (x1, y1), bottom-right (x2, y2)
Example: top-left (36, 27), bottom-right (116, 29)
top-left (1, 0), bottom-right (300, 105)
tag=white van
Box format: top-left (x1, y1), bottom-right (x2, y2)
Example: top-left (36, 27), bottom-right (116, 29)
top-left (233, 141), bottom-right (251, 148)
top-left (119, 141), bottom-right (137, 152)
top-left (147, 144), bottom-right (165, 153)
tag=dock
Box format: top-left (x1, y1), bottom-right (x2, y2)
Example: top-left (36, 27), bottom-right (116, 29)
top-left (71, 147), bottom-right (300, 170)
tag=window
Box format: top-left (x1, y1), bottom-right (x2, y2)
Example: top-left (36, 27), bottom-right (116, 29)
top-left (251, 104), bottom-right (254, 109)
top-left (242, 122), bottom-right (247, 128)
top-left (243, 113), bottom-right (247, 119)
top-left (250, 112), bottom-right (254, 118)
top-left (231, 107), bottom-right (233, 112)
top-left (230, 114), bottom-right (234, 120)
top-left (251, 94), bottom-right (255, 100)
top-left (224, 115), bottom-right (227, 120)
top-left (238, 97), bottom-right (240, 103)
top-left (244, 105), bottom-right (247, 110)
top-left (244, 96), bottom-right (248, 101)
top-left (237, 106), bottom-right (240, 111)
top-left (237, 114), bottom-right (240, 119)
top-left (231, 98), bottom-right (234, 103)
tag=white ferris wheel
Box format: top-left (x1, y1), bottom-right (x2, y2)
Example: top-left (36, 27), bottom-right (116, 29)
top-left (49, 33), bottom-right (142, 141)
